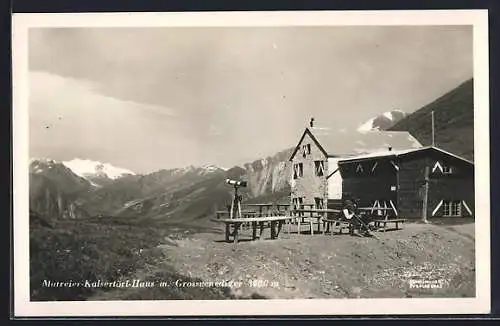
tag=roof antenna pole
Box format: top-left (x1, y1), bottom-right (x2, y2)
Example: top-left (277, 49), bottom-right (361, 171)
top-left (431, 110), bottom-right (435, 147)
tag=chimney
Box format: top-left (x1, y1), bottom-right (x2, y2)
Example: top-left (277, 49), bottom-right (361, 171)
top-left (309, 117), bottom-right (315, 128)
top-left (388, 146), bottom-right (392, 151)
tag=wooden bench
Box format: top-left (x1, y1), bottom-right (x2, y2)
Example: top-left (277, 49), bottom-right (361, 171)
top-left (357, 206), bottom-right (405, 232)
top-left (321, 217), bottom-right (352, 235)
top-left (210, 215), bottom-right (294, 245)
top-left (373, 218), bottom-right (407, 232)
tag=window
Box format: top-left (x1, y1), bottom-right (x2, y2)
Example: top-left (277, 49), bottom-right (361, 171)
top-left (293, 163), bottom-right (304, 179)
top-left (292, 197), bottom-right (304, 209)
top-left (314, 197), bottom-right (324, 209)
top-left (443, 200), bottom-right (462, 217)
top-left (314, 160), bottom-right (325, 176)
top-left (443, 165), bottom-right (453, 174)
top-left (302, 144), bottom-right (311, 157)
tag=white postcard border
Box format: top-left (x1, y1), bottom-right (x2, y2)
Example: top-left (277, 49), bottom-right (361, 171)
top-left (12, 10), bottom-right (490, 316)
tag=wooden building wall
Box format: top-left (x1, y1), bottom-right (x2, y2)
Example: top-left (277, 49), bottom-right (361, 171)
top-left (397, 156), bottom-right (427, 218)
top-left (425, 152), bottom-right (475, 218)
top-left (290, 131), bottom-right (328, 208)
top-left (396, 151), bottom-right (474, 218)
top-left (339, 158), bottom-right (397, 208)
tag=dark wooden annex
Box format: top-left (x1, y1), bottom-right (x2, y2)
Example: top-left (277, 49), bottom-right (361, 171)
top-left (337, 146), bottom-right (474, 219)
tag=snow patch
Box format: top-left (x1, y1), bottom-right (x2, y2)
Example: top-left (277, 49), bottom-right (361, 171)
top-left (89, 180), bottom-right (102, 188)
top-left (63, 158), bottom-right (135, 180)
top-left (200, 164), bottom-right (222, 172)
top-left (383, 111), bottom-right (394, 120)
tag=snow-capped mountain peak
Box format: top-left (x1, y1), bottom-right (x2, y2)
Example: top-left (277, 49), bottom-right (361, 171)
top-left (170, 164), bottom-right (226, 176)
top-left (383, 111), bottom-right (393, 120)
top-left (357, 109), bottom-right (408, 134)
top-left (62, 158), bottom-right (135, 180)
top-left (200, 164), bottom-right (227, 172)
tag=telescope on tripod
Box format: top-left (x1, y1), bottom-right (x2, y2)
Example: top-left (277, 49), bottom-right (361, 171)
top-left (225, 178), bottom-right (247, 219)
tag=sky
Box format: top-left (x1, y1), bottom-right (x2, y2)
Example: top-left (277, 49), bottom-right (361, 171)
top-left (28, 26), bottom-right (473, 173)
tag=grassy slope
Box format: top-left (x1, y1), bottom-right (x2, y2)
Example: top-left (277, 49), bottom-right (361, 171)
top-left (29, 213), bottom-right (233, 301)
top-left (389, 78), bottom-right (474, 160)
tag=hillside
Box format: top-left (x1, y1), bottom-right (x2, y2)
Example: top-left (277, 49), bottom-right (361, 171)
top-left (389, 78), bottom-right (474, 161)
top-left (89, 153), bottom-right (293, 225)
top-left (29, 212), bottom-right (233, 301)
top-left (29, 159), bottom-right (93, 219)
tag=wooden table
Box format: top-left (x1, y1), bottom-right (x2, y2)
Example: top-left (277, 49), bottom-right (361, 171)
top-left (215, 210), bottom-right (257, 218)
top-left (244, 203), bottom-right (275, 217)
top-left (211, 215), bottom-right (295, 245)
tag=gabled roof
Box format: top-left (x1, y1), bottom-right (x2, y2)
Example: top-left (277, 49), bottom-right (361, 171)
top-left (289, 128), bottom-right (329, 161)
top-left (289, 126), bottom-right (422, 161)
top-left (336, 146), bottom-right (474, 165)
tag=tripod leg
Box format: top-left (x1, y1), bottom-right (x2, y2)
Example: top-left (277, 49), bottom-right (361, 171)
top-left (237, 200), bottom-right (242, 219)
top-left (230, 199), bottom-right (235, 219)
top-left (233, 223), bottom-right (241, 245)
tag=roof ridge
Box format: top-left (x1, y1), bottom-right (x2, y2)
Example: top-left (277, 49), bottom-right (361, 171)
top-left (337, 146), bottom-right (473, 164)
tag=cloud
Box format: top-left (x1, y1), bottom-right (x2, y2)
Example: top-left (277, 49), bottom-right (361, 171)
top-left (208, 124), bottom-right (223, 136)
top-left (27, 26), bottom-right (473, 172)
top-left (29, 71), bottom-right (192, 172)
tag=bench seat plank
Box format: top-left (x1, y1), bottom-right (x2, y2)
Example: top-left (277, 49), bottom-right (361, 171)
top-left (211, 215), bottom-right (293, 223)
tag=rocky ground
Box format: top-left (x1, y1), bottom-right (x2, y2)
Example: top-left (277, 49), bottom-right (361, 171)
top-left (90, 219), bottom-right (475, 300)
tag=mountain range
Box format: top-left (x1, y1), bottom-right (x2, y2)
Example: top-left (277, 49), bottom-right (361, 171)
top-left (29, 78), bottom-right (474, 225)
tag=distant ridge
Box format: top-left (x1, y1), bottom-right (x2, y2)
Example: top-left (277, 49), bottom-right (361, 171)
top-left (389, 78), bottom-right (474, 161)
